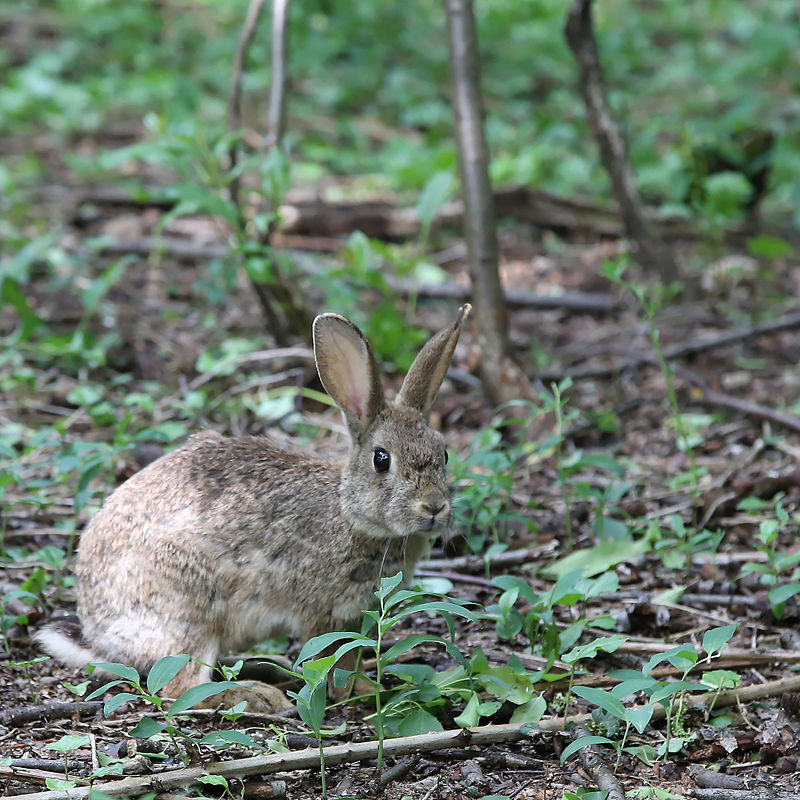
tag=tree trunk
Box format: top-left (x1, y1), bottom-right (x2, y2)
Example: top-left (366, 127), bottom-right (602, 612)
top-left (565, 0), bottom-right (679, 283)
top-left (443, 0), bottom-right (535, 408)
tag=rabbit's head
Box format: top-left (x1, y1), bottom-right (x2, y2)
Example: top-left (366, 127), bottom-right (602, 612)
top-left (314, 305), bottom-right (470, 539)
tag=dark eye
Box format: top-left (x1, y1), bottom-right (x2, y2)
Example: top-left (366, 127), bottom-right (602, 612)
top-left (373, 448), bottom-right (391, 473)
top-left (444, 449), bottom-right (449, 465)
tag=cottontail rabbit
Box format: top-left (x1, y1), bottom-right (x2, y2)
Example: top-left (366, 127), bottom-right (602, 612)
top-left (35, 305), bottom-right (470, 709)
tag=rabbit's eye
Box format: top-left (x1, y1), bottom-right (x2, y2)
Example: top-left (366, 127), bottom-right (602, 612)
top-left (373, 448), bottom-right (391, 473)
top-left (444, 449), bottom-right (449, 465)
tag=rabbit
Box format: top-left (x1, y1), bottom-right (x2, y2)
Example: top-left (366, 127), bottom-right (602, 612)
top-left (35, 304), bottom-right (470, 711)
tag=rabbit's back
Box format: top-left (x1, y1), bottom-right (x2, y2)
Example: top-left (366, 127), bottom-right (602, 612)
top-left (75, 433), bottom-right (389, 664)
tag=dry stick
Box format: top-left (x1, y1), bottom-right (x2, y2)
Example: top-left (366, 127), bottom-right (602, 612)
top-left (674, 364), bottom-right (800, 436)
top-left (0, 700), bottom-right (104, 727)
top-left (17, 675), bottom-right (800, 800)
top-left (227, 0), bottom-right (269, 209)
top-left (564, 0), bottom-right (679, 283)
top-left (94, 234), bottom-right (617, 313)
top-left (443, 0), bottom-right (536, 410)
top-left (572, 725), bottom-right (625, 800)
top-left (540, 307), bottom-right (800, 382)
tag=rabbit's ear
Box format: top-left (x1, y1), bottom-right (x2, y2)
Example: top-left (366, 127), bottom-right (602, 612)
top-left (396, 304), bottom-right (471, 418)
top-left (314, 313), bottom-right (386, 440)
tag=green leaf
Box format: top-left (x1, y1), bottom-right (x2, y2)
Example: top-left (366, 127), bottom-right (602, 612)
top-left (89, 662), bottom-right (140, 685)
top-left (128, 716), bottom-right (167, 738)
top-left (200, 730), bottom-right (262, 749)
top-left (701, 624), bottom-right (737, 656)
top-left (294, 632), bottom-right (368, 668)
top-left (384, 634), bottom-right (446, 663)
top-left (571, 686), bottom-right (626, 719)
top-left (168, 680), bottom-right (240, 716)
top-left (562, 635), bottom-right (628, 664)
top-left (642, 645), bottom-right (698, 675)
top-left (46, 734), bottom-right (90, 754)
top-left (560, 735), bottom-right (615, 764)
top-left (454, 693), bottom-right (480, 728)
top-left (85, 680), bottom-right (123, 701)
top-left (197, 775), bottom-right (229, 788)
top-left (624, 704), bottom-right (654, 734)
top-left (104, 692), bottom-right (139, 716)
top-left (746, 234), bottom-right (793, 259)
top-left (769, 582), bottom-right (800, 609)
top-left (543, 538), bottom-right (649, 580)
top-left (510, 695), bottom-right (546, 723)
top-left (650, 681), bottom-right (708, 704)
top-left (147, 654), bottom-right (191, 695)
top-left (376, 571), bottom-right (405, 600)
top-left (45, 779), bottom-right (78, 791)
top-left (397, 707), bottom-right (444, 736)
top-left (479, 667), bottom-right (536, 705)
top-left (416, 171), bottom-right (453, 227)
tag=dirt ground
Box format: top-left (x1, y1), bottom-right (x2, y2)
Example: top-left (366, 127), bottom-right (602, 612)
top-left (3, 181), bottom-right (800, 799)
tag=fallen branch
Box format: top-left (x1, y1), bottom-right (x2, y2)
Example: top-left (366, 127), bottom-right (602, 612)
top-left (572, 725), bottom-right (625, 800)
top-left (0, 700), bottom-right (103, 727)
top-left (10, 719), bottom-right (589, 800)
top-left (675, 364), bottom-right (800, 436)
top-left (540, 307), bottom-right (800, 382)
top-left (91, 237), bottom-right (617, 313)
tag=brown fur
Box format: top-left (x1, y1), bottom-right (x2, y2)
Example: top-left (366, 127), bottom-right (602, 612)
top-left (35, 307), bottom-right (470, 704)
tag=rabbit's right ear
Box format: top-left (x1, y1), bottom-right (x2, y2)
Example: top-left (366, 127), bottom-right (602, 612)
top-left (313, 314), bottom-right (386, 441)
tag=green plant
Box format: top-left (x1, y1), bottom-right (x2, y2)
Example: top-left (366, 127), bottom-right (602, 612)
top-left (562, 624), bottom-right (738, 767)
top-left (294, 572), bottom-right (479, 779)
top-left (739, 494), bottom-right (800, 618)
top-left (84, 656), bottom-right (283, 767)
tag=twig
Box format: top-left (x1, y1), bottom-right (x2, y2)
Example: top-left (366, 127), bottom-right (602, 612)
top-left (418, 544), bottom-right (556, 573)
top-left (571, 725), bottom-right (625, 800)
top-left (0, 700), bottom-right (104, 727)
top-left (540, 307), bottom-right (800, 382)
top-left (266, 0), bottom-right (291, 149)
top-left (675, 364), bottom-right (800, 435)
top-left (227, 0), bottom-right (269, 208)
top-left (379, 754), bottom-right (421, 788)
top-left (564, 0), bottom-right (678, 282)
top-left (11, 719), bottom-right (591, 800)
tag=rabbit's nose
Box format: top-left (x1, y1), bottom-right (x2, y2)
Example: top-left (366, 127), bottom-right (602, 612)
top-left (419, 493), bottom-right (448, 517)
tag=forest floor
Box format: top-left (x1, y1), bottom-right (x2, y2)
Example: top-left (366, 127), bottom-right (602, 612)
top-left (3, 160), bottom-right (800, 799)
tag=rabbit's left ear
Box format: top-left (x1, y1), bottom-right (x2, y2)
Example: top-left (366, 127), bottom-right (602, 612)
top-left (314, 313), bottom-right (386, 441)
top-left (396, 304), bottom-right (470, 418)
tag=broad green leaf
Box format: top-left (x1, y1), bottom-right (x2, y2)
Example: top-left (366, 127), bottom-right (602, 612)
top-left (700, 670), bottom-right (740, 690)
top-left (492, 575), bottom-right (538, 605)
top-left (46, 734), bottom-right (90, 754)
top-left (375, 571), bottom-right (405, 600)
top-left (479, 667), bottom-right (536, 705)
top-left (384, 634), bottom-right (446, 663)
top-left (701, 624), bottom-right (737, 656)
top-left (560, 735), bottom-right (615, 764)
top-left (197, 775), bottom-right (229, 787)
top-left (624, 704), bottom-right (654, 734)
top-left (397, 707), bottom-right (444, 736)
top-left (642, 645), bottom-right (698, 675)
top-left (454, 693), bottom-right (480, 728)
top-left (294, 632), bottom-right (368, 668)
top-left (768, 582), bottom-right (800, 611)
top-left (45, 779), bottom-right (77, 791)
top-left (611, 677), bottom-right (659, 699)
top-left (650, 680), bottom-right (708, 704)
top-left (85, 680), bottom-right (123, 701)
top-left (146, 654), bottom-right (191, 694)
top-left (416, 171), bottom-right (453, 227)
top-left (571, 686), bottom-right (626, 719)
top-left (89, 662), bottom-right (140, 684)
top-left (562, 635), bottom-right (628, 664)
top-left (167, 680), bottom-right (239, 715)
top-left (543, 538), bottom-right (649, 580)
top-left (510, 695), bottom-right (546, 723)
top-left (128, 716), bottom-right (166, 738)
top-left (103, 692), bottom-right (139, 716)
